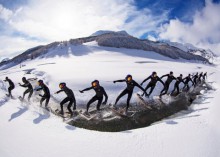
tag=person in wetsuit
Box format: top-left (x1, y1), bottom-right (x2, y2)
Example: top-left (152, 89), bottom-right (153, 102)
top-left (203, 72), bottom-right (207, 80)
top-left (159, 71), bottom-right (176, 97)
top-left (198, 72), bottom-right (204, 84)
top-left (19, 77), bottom-right (33, 101)
top-left (141, 72), bottom-right (165, 97)
top-left (113, 74), bottom-right (147, 112)
top-left (36, 80), bottom-right (50, 108)
top-left (192, 72), bottom-right (199, 87)
top-left (171, 74), bottom-right (184, 95)
top-left (4, 77), bottom-right (15, 98)
top-left (183, 74), bottom-right (194, 91)
top-left (80, 80), bottom-right (108, 113)
top-left (55, 83), bottom-right (76, 115)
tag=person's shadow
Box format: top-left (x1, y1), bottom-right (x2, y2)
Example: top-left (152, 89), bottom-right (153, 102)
top-left (8, 107), bottom-right (28, 121)
top-left (33, 112), bottom-right (50, 124)
top-left (0, 98), bottom-right (8, 107)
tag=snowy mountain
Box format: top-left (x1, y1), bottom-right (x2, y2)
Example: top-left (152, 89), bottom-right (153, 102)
top-left (0, 31), bottom-right (211, 70)
top-left (164, 41), bottom-right (217, 63)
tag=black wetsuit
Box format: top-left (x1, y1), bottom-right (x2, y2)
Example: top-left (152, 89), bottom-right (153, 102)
top-left (114, 79), bottom-right (146, 111)
top-left (81, 86), bottom-right (108, 112)
top-left (141, 75), bottom-right (164, 96)
top-left (172, 77), bottom-right (184, 95)
top-left (36, 84), bottom-right (50, 107)
top-left (198, 73), bottom-right (203, 83)
top-left (160, 74), bottom-right (176, 96)
top-left (203, 73), bottom-right (207, 80)
top-left (192, 74), bottom-right (199, 86)
top-left (20, 80), bottom-right (33, 101)
top-left (183, 76), bottom-right (194, 91)
top-left (57, 86), bottom-right (76, 114)
top-left (4, 79), bottom-right (15, 97)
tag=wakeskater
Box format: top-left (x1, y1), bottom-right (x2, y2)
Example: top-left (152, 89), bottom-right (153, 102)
top-left (55, 83), bottom-right (76, 116)
top-left (160, 71), bottom-right (176, 97)
top-left (19, 77), bottom-right (33, 101)
top-left (113, 74), bottom-right (147, 113)
top-left (4, 77), bottom-right (15, 98)
top-left (141, 72), bottom-right (165, 97)
top-left (80, 80), bottom-right (108, 113)
top-left (36, 80), bottom-right (50, 108)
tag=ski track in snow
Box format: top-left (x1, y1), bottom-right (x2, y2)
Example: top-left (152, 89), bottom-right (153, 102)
top-left (0, 42), bottom-right (220, 157)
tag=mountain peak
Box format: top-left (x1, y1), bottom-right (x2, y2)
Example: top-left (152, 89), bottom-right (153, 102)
top-left (90, 30), bottom-right (129, 37)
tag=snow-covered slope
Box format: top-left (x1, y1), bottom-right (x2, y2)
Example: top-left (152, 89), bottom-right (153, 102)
top-left (164, 41), bottom-right (217, 63)
top-left (0, 41), bottom-right (219, 157)
top-left (0, 32), bottom-right (210, 71)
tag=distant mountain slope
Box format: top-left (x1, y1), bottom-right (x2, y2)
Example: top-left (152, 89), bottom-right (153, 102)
top-left (0, 31), bottom-right (212, 70)
top-left (164, 41), bottom-right (217, 62)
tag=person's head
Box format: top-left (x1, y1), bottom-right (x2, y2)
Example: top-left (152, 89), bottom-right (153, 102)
top-left (59, 82), bottom-right (66, 89)
top-left (200, 72), bottom-right (203, 75)
top-left (180, 74), bottom-right (183, 78)
top-left (125, 74), bottom-right (132, 82)
top-left (170, 71), bottom-right (173, 76)
top-left (22, 77), bottom-right (26, 82)
top-left (152, 71), bottom-right (157, 77)
top-left (37, 80), bottom-right (44, 86)
top-left (188, 74), bottom-right (191, 77)
top-left (5, 77), bottom-right (8, 80)
top-left (91, 80), bottom-right (99, 88)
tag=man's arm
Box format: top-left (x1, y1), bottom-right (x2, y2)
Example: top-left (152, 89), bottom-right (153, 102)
top-left (183, 77), bottom-right (187, 82)
top-left (55, 89), bottom-right (64, 94)
top-left (113, 79), bottom-right (126, 83)
top-left (134, 81), bottom-right (147, 95)
top-left (36, 87), bottom-right (43, 91)
top-left (19, 83), bottom-right (27, 87)
top-left (79, 87), bottom-right (93, 93)
top-left (140, 76), bottom-right (151, 85)
top-left (189, 78), bottom-right (194, 85)
top-left (160, 74), bottom-right (168, 79)
top-left (158, 77), bottom-right (165, 86)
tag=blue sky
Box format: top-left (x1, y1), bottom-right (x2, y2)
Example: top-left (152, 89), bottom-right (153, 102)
top-left (0, 0), bottom-right (220, 59)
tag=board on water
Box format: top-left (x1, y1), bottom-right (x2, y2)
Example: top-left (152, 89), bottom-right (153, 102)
top-left (78, 110), bottom-right (99, 120)
top-left (77, 104), bottom-right (110, 121)
top-left (110, 108), bottom-right (135, 118)
top-left (136, 93), bottom-right (152, 109)
top-left (49, 108), bottom-right (73, 122)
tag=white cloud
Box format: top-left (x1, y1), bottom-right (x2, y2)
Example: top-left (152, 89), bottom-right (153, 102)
top-left (147, 35), bottom-right (157, 42)
top-left (159, 0), bottom-right (220, 55)
top-left (0, 4), bottom-right (13, 21)
top-left (0, 36), bottom-right (46, 60)
top-left (0, 0), bottom-right (168, 58)
top-left (6, 0), bottom-right (167, 41)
